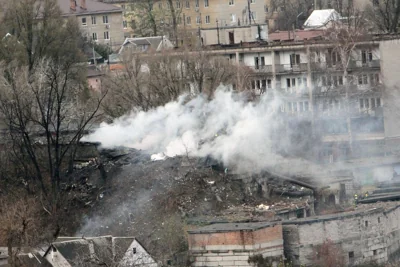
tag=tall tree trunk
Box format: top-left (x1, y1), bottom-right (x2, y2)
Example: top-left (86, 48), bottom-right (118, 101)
top-left (167, 0), bottom-right (178, 46)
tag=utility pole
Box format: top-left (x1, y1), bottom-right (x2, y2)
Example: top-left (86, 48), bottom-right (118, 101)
top-left (248, 0), bottom-right (251, 25)
top-left (216, 19), bottom-right (220, 45)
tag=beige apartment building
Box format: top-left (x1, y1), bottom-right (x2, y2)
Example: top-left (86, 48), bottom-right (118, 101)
top-left (58, 0), bottom-right (125, 49)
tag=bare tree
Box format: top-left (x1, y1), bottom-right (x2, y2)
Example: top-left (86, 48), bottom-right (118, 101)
top-left (269, 0), bottom-right (314, 30)
top-left (101, 49), bottom-right (252, 118)
top-left (365, 0), bottom-right (400, 33)
top-left (0, 59), bottom-right (106, 215)
top-left (0, 0), bottom-right (83, 71)
top-left (128, 0), bottom-right (182, 44)
top-left (0, 196), bottom-right (42, 267)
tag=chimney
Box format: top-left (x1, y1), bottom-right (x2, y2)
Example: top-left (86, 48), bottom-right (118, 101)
top-left (70, 0), bottom-right (76, 11)
top-left (80, 0), bottom-right (87, 10)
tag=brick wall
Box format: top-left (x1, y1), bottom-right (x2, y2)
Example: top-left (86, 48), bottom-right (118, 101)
top-left (189, 224), bottom-right (284, 267)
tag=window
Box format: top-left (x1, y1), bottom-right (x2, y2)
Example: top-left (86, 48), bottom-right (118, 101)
top-left (92, 32), bottom-right (97, 41)
top-left (377, 97), bottom-right (381, 107)
top-left (158, 2), bottom-right (162, 8)
top-left (322, 76), bottom-right (327, 86)
top-left (229, 0), bottom-right (234, 5)
top-left (91, 16), bottom-right (96, 24)
top-left (290, 54), bottom-right (301, 65)
top-left (82, 17), bottom-right (87, 26)
top-left (230, 13), bottom-right (236, 22)
top-left (132, 248), bottom-right (137, 254)
top-left (378, 217), bottom-right (381, 223)
top-left (177, 16), bottom-right (182, 24)
top-left (204, 0), bottom-right (209, 6)
top-left (205, 15), bottom-right (210, 24)
top-left (103, 15), bottom-right (108, 24)
top-left (250, 0), bottom-right (255, 3)
top-left (195, 0), bottom-right (199, 7)
top-left (251, 11), bottom-right (256, 20)
top-left (104, 31), bottom-right (110, 40)
top-left (331, 51), bottom-right (341, 65)
top-left (185, 0), bottom-right (190, 8)
top-left (362, 50), bottom-right (373, 64)
top-left (358, 74), bottom-right (368, 85)
top-left (338, 76), bottom-right (343, 85)
top-left (373, 250), bottom-right (377, 256)
top-left (123, 21), bottom-right (127, 28)
top-left (265, 5), bottom-right (269, 12)
top-left (349, 251), bottom-right (354, 258)
top-left (176, 1), bottom-right (181, 8)
top-left (186, 16), bottom-right (191, 24)
top-left (196, 16), bottom-right (201, 24)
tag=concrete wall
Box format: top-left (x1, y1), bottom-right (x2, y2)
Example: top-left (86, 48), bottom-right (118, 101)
top-left (189, 224), bottom-right (284, 266)
top-left (380, 39), bottom-right (400, 144)
top-left (78, 12), bottom-right (125, 49)
top-left (201, 24), bottom-right (268, 45)
top-left (283, 205), bottom-right (400, 266)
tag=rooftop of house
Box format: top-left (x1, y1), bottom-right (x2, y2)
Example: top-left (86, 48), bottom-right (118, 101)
top-left (268, 29), bottom-right (325, 42)
top-left (283, 202), bottom-right (400, 225)
top-left (119, 36), bottom-right (174, 53)
top-left (187, 221), bottom-right (281, 234)
top-left (87, 65), bottom-right (104, 77)
top-left (303, 9), bottom-right (340, 29)
top-left (57, 0), bottom-right (122, 16)
top-left (45, 236), bottom-right (140, 266)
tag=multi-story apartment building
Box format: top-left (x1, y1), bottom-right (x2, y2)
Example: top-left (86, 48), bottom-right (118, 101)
top-left (96, 0), bottom-right (135, 38)
top-left (200, 31), bottom-right (399, 165)
top-left (58, 0), bottom-right (125, 49)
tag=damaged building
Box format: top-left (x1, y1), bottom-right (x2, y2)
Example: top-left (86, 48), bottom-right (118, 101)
top-left (188, 202), bottom-right (400, 267)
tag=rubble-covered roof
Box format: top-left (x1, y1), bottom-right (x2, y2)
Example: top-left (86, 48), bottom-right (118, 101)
top-left (188, 221), bottom-right (281, 234)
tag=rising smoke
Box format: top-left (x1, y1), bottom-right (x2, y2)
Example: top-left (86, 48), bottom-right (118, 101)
top-left (83, 87), bottom-right (325, 177)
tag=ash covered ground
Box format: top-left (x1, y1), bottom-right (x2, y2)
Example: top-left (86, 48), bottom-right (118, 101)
top-left (63, 146), bottom-right (314, 260)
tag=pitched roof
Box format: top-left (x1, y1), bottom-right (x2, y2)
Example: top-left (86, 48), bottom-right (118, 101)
top-left (56, 0), bottom-right (122, 16)
top-left (119, 36), bottom-right (174, 54)
top-left (303, 9), bottom-right (340, 29)
top-left (45, 236), bottom-right (149, 266)
top-left (268, 30), bottom-right (324, 42)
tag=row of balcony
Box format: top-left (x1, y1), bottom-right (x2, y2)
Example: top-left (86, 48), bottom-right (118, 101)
top-left (251, 60), bottom-right (380, 74)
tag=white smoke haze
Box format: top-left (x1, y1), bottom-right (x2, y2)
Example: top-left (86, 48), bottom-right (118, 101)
top-left (83, 87), bottom-right (327, 179)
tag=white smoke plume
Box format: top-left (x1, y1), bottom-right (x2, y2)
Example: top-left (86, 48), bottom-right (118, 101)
top-left (83, 88), bottom-right (325, 178)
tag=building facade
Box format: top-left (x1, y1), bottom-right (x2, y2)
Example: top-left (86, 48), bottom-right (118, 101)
top-left (188, 222), bottom-right (284, 266)
top-left (58, 0), bottom-right (125, 49)
top-left (200, 31), bottom-right (396, 167)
